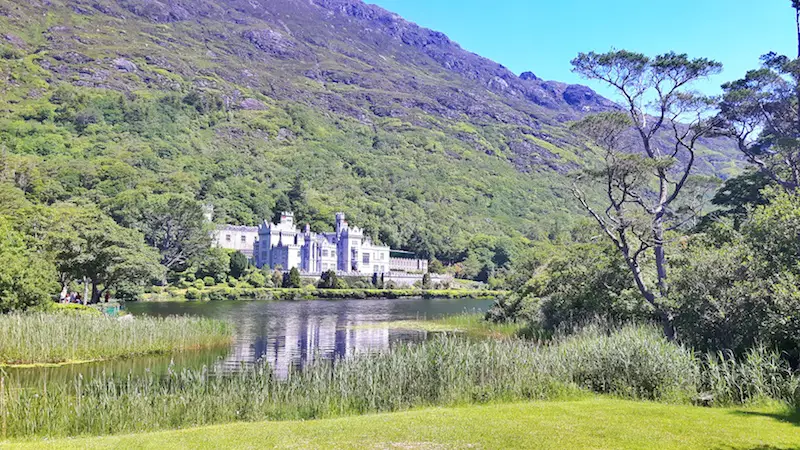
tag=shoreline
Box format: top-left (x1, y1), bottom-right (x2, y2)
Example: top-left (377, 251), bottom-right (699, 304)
top-left (344, 313), bottom-right (524, 338)
top-left (0, 359), bottom-right (105, 369)
top-left (0, 339), bottom-right (234, 369)
top-left (140, 287), bottom-right (508, 303)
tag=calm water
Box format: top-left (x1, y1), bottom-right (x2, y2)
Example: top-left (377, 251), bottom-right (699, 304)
top-left (8, 297), bottom-right (492, 384)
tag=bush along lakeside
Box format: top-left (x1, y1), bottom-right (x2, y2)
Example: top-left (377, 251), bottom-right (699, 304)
top-left (143, 286), bottom-right (507, 302)
top-left (0, 313), bottom-right (233, 366)
top-left (2, 324), bottom-right (798, 439)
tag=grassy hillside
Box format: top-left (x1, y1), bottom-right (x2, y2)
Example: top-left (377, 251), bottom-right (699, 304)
top-left (0, 0), bottom-right (739, 263)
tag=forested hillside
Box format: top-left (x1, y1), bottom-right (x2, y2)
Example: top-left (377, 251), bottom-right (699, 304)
top-left (0, 0), bottom-right (738, 268)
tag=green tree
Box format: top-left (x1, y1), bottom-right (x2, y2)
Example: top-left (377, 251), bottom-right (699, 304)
top-left (229, 251), bottom-right (249, 279)
top-left (697, 170), bottom-right (773, 230)
top-left (49, 207), bottom-right (164, 303)
top-left (118, 194), bottom-right (211, 274)
top-left (244, 270), bottom-right (267, 288)
top-left (272, 193), bottom-right (291, 224)
top-left (318, 270), bottom-right (338, 289)
top-left (0, 218), bottom-right (58, 312)
top-left (284, 267), bottom-right (301, 288)
top-left (428, 258), bottom-right (445, 274)
top-left (671, 201), bottom-right (800, 361)
top-left (570, 51), bottom-right (722, 340)
top-left (197, 247), bottom-right (231, 283)
top-left (288, 175), bottom-right (306, 211)
top-left (486, 240), bottom-right (648, 330)
top-left (422, 272), bottom-right (432, 289)
top-left (271, 266), bottom-right (283, 288)
top-left (717, 3), bottom-right (800, 194)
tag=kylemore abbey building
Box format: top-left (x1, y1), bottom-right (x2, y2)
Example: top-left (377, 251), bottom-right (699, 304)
top-left (212, 212), bottom-right (429, 277)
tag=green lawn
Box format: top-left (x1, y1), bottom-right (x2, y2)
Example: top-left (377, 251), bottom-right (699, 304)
top-left (8, 398), bottom-right (799, 449)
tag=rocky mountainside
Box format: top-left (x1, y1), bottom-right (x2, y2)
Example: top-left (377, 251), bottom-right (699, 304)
top-left (0, 0), bottom-right (741, 262)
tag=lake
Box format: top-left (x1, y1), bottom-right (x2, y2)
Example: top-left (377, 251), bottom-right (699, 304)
top-left (7, 297), bottom-right (493, 384)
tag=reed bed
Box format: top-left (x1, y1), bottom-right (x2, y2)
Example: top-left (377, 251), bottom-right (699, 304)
top-left (3, 323), bottom-right (796, 439)
top-left (0, 313), bottom-right (233, 365)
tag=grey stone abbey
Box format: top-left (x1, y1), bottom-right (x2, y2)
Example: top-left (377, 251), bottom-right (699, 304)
top-left (213, 212), bottom-right (428, 276)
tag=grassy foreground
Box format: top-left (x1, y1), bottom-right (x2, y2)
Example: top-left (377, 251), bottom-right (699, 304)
top-left (4, 325), bottom-right (797, 440)
top-left (8, 398), bottom-right (799, 449)
top-left (0, 313), bottom-right (233, 366)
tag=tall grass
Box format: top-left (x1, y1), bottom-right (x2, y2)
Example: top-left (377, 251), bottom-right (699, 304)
top-left (702, 346), bottom-right (800, 406)
top-left (0, 313), bottom-right (233, 365)
top-left (6, 323), bottom-right (794, 439)
top-left (547, 324), bottom-right (702, 401)
top-left (1, 323), bottom-right (797, 439)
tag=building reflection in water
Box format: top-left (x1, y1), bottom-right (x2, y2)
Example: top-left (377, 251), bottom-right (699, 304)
top-left (215, 301), bottom-right (427, 377)
top-left (9, 298), bottom-right (494, 386)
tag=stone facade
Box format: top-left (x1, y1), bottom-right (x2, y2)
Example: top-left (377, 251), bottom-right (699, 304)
top-left (212, 225), bottom-right (259, 258)
top-left (389, 251), bottom-right (429, 273)
top-left (214, 211), bottom-right (429, 276)
top-left (254, 212), bottom-right (394, 275)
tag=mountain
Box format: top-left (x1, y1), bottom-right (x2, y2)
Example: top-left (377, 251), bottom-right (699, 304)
top-left (0, 0), bottom-right (740, 265)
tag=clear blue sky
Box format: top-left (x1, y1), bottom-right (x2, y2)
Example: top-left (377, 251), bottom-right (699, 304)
top-left (369, 0), bottom-right (796, 97)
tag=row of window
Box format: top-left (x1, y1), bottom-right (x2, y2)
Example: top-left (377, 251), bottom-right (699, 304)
top-left (361, 252), bottom-right (387, 264)
top-left (224, 235), bottom-right (250, 243)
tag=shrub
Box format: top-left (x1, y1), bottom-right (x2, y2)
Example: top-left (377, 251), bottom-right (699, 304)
top-left (203, 289), bottom-right (226, 302)
top-left (47, 302), bottom-right (103, 316)
top-left (114, 281), bottom-right (144, 302)
top-left (671, 214), bottom-right (800, 362)
top-left (429, 258), bottom-right (445, 274)
top-left (202, 276), bottom-right (216, 287)
top-left (318, 270), bottom-right (338, 289)
top-left (185, 288), bottom-right (201, 300)
top-left (487, 241), bottom-right (653, 331)
top-left (229, 251), bottom-right (249, 279)
top-left (245, 271), bottom-right (267, 288)
top-left (350, 279), bottom-right (370, 289)
top-left (192, 279), bottom-right (205, 290)
top-left (283, 267), bottom-right (301, 288)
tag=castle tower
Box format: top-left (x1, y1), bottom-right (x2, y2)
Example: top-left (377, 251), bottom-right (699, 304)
top-left (335, 212), bottom-right (346, 236)
top-left (280, 211), bottom-right (294, 227)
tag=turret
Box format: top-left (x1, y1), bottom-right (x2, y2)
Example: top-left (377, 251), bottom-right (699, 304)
top-left (335, 212), bottom-right (346, 235)
top-left (280, 211), bottom-right (294, 227)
